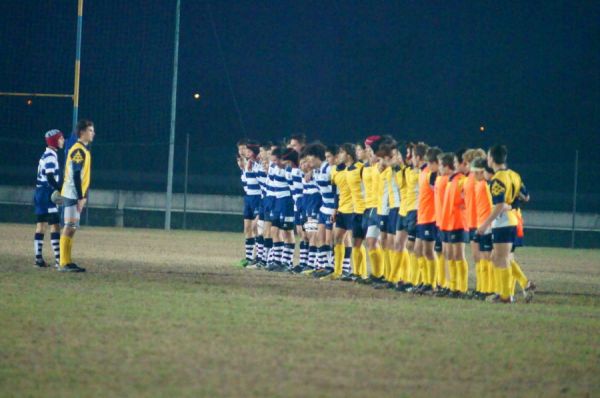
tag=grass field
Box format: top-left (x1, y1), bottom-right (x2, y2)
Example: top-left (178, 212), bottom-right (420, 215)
top-left (1, 222), bottom-right (599, 397)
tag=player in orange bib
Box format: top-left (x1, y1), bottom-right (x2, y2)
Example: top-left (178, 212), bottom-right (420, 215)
top-left (414, 146), bottom-right (442, 294)
top-left (433, 155), bottom-right (450, 294)
top-left (439, 152), bottom-right (469, 297)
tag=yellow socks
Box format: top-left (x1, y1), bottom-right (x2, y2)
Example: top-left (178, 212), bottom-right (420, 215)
top-left (479, 260), bottom-right (488, 293)
top-left (426, 258), bottom-right (436, 286)
top-left (497, 266), bottom-right (513, 300)
top-left (334, 243), bottom-right (344, 276)
top-left (399, 250), bottom-right (409, 282)
top-left (382, 249), bottom-right (391, 280)
top-left (368, 249), bottom-right (383, 278)
top-left (389, 250), bottom-right (402, 283)
top-left (59, 235), bottom-right (72, 266)
top-left (435, 253), bottom-right (445, 288)
top-left (352, 246), bottom-right (368, 277)
top-left (408, 252), bottom-right (418, 285)
top-left (449, 260), bottom-right (457, 291)
top-left (460, 260), bottom-right (469, 293)
top-left (510, 260), bottom-right (529, 292)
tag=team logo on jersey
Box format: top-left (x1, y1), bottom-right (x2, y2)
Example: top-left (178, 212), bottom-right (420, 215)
top-left (490, 181), bottom-right (505, 196)
top-left (71, 149), bottom-right (85, 164)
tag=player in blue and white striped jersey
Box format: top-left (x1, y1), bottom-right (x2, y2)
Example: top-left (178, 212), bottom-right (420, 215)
top-left (302, 142), bottom-right (337, 277)
top-left (33, 129), bottom-right (64, 268)
top-left (266, 147), bottom-right (294, 271)
top-left (287, 135), bottom-right (309, 272)
top-left (250, 143), bottom-right (271, 268)
top-left (299, 155), bottom-right (321, 273)
top-left (259, 145), bottom-right (279, 268)
top-left (281, 148), bottom-right (303, 271)
top-left (238, 140), bottom-right (262, 267)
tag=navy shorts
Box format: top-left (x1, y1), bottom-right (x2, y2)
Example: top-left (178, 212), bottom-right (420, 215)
top-left (492, 226), bottom-right (517, 244)
top-left (271, 197), bottom-right (294, 230)
top-left (335, 212), bottom-right (354, 230)
top-left (434, 227), bottom-right (443, 252)
top-left (448, 229), bottom-right (469, 244)
top-left (263, 196), bottom-right (276, 222)
top-left (295, 210), bottom-right (306, 227)
top-left (379, 214), bottom-right (389, 233)
top-left (469, 228), bottom-right (477, 242)
top-left (440, 230), bottom-right (450, 243)
top-left (478, 233), bottom-right (493, 252)
top-left (36, 213), bottom-right (60, 225)
top-left (258, 200), bottom-right (265, 221)
top-left (243, 195), bottom-right (261, 220)
top-left (387, 208), bottom-right (399, 235)
top-left (318, 211), bottom-right (333, 230)
top-left (402, 210), bottom-right (417, 240)
top-left (366, 208), bottom-right (379, 227)
top-left (512, 236), bottom-right (523, 252)
top-left (416, 222), bottom-right (436, 242)
top-left (353, 213), bottom-right (366, 239)
top-left (34, 187), bottom-right (58, 216)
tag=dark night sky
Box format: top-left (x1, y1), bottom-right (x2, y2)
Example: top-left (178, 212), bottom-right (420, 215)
top-left (0, 1), bottom-right (599, 208)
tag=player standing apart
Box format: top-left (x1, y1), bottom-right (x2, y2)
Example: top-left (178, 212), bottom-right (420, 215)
top-left (33, 129), bottom-right (64, 268)
top-left (59, 120), bottom-right (95, 272)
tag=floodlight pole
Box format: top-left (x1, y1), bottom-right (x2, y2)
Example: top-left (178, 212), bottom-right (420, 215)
top-left (165, 0), bottom-right (181, 230)
top-left (570, 150), bottom-right (579, 249)
top-left (72, 0), bottom-right (84, 133)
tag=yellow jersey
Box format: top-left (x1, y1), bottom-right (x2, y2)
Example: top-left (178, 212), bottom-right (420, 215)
top-left (363, 163), bottom-right (378, 209)
top-left (403, 164), bottom-right (421, 212)
top-left (489, 169), bottom-right (519, 228)
top-left (396, 165), bottom-right (409, 216)
top-left (332, 164), bottom-right (353, 214)
top-left (62, 140), bottom-right (92, 200)
top-left (385, 167), bottom-right (400, 209)
top-left (346, 161), bottom-right (366, 214)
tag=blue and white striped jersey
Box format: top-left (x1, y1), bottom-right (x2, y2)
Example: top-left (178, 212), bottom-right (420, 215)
top-left (257, 162), bottom-right (267, 198)
top-left (272, 164), bottom-right (291, 199)
top-left (265, 161), bottom-right (277, 198)
top-left (302, 174), bottom-right (321, 216)
top-left (314, 161), bottom-right (336, 215)
top-left (243, 159), bottom-right (261, 196)
top-left (36, 148), bottom-right (59, 189)
top-left (286, 167), bottom-right (304, 211)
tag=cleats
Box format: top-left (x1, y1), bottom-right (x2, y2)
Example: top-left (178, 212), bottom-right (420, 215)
top-left (267, 262), bottom-right (286, 272)
top-left (34, 259), bottom-right (48, 268)
top-left (58, 263), bottom-right (86, 273)
top-left (290, 265), bottom-right (304, 274)
top-left (524, 280), bottom-right (536, 303)
top-left (340, 273), bottom-right (358, 282)
top-left (236, 258), bottom-right (249, 268)
top-left (300, 267), bottom-right (315, 276)
top-left (312, 268), bottom-right (334, 279)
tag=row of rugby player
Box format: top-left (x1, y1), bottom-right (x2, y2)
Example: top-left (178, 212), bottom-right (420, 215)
top-left (236, 135), bottom-right (535, 303)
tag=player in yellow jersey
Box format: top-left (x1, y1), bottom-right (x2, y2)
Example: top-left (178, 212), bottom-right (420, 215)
top-left (357, 137), bottom-right (385, 284)
top-left (59, 120), bottom-right (95, 272)
top-left (477, 145), bottom-right (534, 303)
top-left (373, 137), bottom-right (397, 287)
top-left (391, 144), bottom-right (410, 289)
top-left (343, 143), bottom-right (367, 280)
top-left (330, 144), bottom-right (355, 279)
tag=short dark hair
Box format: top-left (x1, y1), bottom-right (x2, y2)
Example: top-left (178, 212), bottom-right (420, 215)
top-left (339, 143), bottom-right (356, 162)
top-left (271, 146), bottom-right (285, 160)
top-left (426, 146), bottom-right (442, 163)
top-left (282, 147), bottom-right (299, 167)
top-left (489, 144), bottom-right (508, 165)
top-left (245, 139), bottom-right (260, 156)
top-left (289, 134), bottom-right (307, 145)
top-left (472, 157), bottom-right (487, 170)
top-left (414, 142), bottom-right (429, 159)
top-left (302, 142), bottom-right (327, 161)
top-left (260, 141), bottom-right (273, 151)
top-left (440, 152), bottom-right (455, 170)
top-left (76, 119), bottom-right (93, 137)
top-left (326, 144), bottom-right (339, 156)
top-left (375, 136), bottom-right (397, 157)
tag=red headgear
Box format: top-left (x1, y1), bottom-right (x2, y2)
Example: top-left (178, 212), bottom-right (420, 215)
top-left (364, 135), bottom-right (381, 147)
top-left (45, 129), bottom-right (63, 149)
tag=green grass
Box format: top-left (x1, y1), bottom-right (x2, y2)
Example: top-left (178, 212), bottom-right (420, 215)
top-left (1, 223), bottom-right (599, 397)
